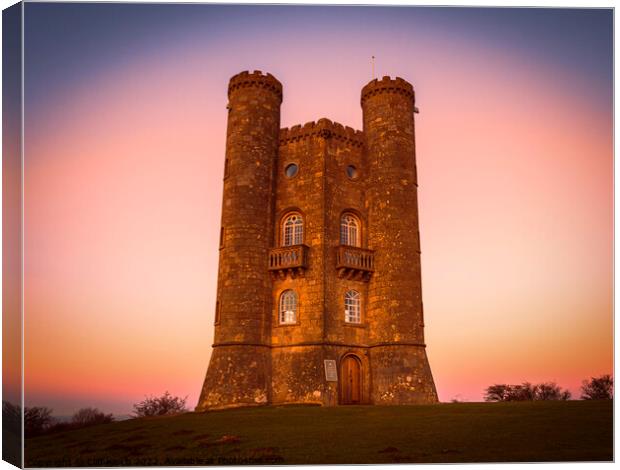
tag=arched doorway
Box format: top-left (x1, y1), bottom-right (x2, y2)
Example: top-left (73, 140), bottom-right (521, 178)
top-left (340, 355), bottom-right (362, 405)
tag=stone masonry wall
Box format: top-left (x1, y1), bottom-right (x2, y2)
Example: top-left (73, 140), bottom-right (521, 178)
top-left (271, 119), bottom-right (368, 405)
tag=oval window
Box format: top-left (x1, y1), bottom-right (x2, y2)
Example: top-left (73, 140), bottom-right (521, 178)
top-left (285, 163), bottom-right (299, 178)
top-left (346, 165), bottom-right (358, 180)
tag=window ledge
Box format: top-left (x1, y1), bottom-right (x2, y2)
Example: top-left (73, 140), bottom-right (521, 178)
top-left (274, 322), bottom-right (301, 328)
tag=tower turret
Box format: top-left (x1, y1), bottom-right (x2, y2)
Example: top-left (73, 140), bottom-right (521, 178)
top-left (362, 76), bottom-right (438, 404)
top-left (197, 71), bottom-right (282, 410)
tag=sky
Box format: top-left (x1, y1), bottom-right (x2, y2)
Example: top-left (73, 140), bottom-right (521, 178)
top-left (3, 1), bottom-right (23, 408)
top-left (20, 3), bottom-right (612, 414)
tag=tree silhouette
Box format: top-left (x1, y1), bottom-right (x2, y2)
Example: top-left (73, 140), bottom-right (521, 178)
top-left (72, 407), bottom-right (114, 426)
top-left (581, 375), bottom-right (613, 400)
top-left (484, 382), bottom-right (571, 401)
top-left (24, 406), bottom-right (53, 437)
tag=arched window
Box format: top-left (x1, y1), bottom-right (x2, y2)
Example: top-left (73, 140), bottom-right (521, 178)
top-left (282, 213), bottom-right (303, 246)
top-left (340, 213), bottom-right (360, 247)
top-left (344, 290), bottom-right (361, 324)
top-left (279, 290), bottom-right (298, 324)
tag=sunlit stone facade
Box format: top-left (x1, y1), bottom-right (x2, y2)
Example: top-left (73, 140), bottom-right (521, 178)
top-left (196, 71), bottom-right (438, 410)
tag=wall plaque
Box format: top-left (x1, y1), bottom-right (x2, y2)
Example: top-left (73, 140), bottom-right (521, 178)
top-left (324, 359), bottom-right (338, 382)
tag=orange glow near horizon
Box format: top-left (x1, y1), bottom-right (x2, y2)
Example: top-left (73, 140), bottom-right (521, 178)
top-left (23, 6), bottom-right (612, 414)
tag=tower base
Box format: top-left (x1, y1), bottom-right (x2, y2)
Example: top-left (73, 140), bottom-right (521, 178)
top-left (196, 344), bottom-right (437, 410)
top-left (370, 345), bottom-right (438, 404)
top-left (196, 345), bottom-right (271, 411)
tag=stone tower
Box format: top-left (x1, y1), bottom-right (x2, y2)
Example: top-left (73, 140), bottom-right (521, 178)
top-left (196, 71), bottom-right (438, 410)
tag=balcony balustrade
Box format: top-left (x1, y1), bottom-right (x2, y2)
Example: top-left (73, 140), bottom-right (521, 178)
top-left (268, 244), bottom-right (309, 279)
top-left (335, 245), bottom-right (375, 281)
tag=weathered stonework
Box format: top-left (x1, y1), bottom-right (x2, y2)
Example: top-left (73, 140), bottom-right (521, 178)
top-left (196, 71), bottom-right (438, 411)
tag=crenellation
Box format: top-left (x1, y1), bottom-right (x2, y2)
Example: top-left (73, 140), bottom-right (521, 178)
top-left (332, 122), bottom-right (345, 133)
top-left (279, 118), bottom-right (364, 148)
top-left (360, 75), bottom-right (415, 106)
top-left (228, 70), bottom-right (283, 102)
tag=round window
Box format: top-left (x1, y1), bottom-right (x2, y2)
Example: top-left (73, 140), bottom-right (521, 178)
top-left (346, 165), bottom-right (358, 180)
top-left (285, 163), bottom-right (299, 178)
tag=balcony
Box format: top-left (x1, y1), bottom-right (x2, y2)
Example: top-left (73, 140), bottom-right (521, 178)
top-left (269, 244), bottom-right (309, 279)
top-left (335, 245), bottom-right (375, 282)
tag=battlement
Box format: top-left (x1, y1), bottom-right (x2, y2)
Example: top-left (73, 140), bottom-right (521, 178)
top-left (228, 70), bottom-right (283, 102)
top-left (360, 75), bottom-right (415, 106)
top-left (279, 118), bottom-right (364, 148)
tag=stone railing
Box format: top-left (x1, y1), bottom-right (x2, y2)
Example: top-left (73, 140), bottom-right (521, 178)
top-left (269, 245), bottom-right (309, 279)
top-left (335, 246), bottom-right (375, 281)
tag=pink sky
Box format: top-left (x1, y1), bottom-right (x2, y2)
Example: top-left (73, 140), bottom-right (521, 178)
top-left (22, 5), bottom-right (612, 414)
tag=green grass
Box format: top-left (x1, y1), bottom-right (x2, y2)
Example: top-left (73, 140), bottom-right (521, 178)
top-left (25, 400), bottom-right (612, 466)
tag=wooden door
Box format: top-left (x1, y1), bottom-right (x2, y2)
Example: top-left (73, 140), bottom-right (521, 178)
top-left (340, 355), bottom-right (361, 404)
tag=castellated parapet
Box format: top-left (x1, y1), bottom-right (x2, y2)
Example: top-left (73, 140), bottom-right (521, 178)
top-left (196, 71), bottom-right (438, 410)
top-left (228, 70), bottom-right (283, 101)
top-left (360, 75), bottom-right (415, 105)
top-left (279, 119), bottom-right (365, 147)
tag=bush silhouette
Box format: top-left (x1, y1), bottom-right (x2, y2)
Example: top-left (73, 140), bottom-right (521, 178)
top-left (133, 391), bottom-right (188, 417)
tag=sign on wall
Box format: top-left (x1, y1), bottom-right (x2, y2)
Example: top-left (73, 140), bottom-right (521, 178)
top-left (324, 360), bottom-right (338, 382)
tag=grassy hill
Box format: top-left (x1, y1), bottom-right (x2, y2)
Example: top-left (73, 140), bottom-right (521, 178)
top-left (25, 400), bottom-right (612, 466)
